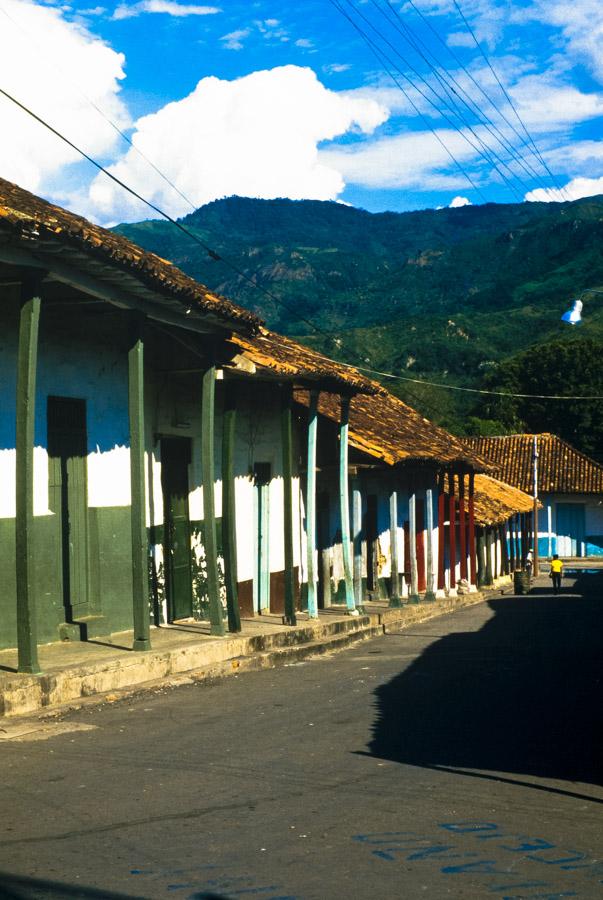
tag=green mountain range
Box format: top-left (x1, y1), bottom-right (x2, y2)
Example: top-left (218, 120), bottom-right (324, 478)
top-left (115, 194), bottom-right (603, 456)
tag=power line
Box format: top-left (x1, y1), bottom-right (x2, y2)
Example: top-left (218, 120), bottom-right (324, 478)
top-left (0, 1), bottom-right (198, 215)
top-left (405, 0), bottom-right (565, 198)
top-left (329, 0), bottom-right (488, 202)
top-left (2, 84), bottom-right (596, 404)
top-left (0, 85), bottom-right (347, 343)
top-left (349, 364), bottom-right (603, 401)
top-left (374, 0), bottom-right (551, 191)
top-left (337, 0), bottom-right (527, 201)
top-left (451, 0), bottom-right (565, 199)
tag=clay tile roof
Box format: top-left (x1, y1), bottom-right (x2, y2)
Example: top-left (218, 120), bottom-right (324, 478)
top-left (473, 474), bottom-right (535, 526)
top-left (0, 176), bottom-right (260, 330)
top-left (295, 387), bottom-right (488, 469)
top-left (229, 328), bottom-right (379, 393)
top-left (461, 434), bottom-right (603, 494)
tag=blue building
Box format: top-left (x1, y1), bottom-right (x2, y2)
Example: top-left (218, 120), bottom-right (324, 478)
top-left (462, 434), bottom-right (603, 558)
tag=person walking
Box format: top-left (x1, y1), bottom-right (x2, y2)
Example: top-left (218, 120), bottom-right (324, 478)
top-left (550, 554), bottom-right (564, 594)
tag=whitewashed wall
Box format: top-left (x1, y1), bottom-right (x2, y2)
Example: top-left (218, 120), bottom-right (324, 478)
top-left (0, 305), bottom-right (131, 519)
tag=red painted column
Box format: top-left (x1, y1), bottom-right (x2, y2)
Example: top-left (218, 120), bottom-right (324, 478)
top-left (448, 471), bottom-right (457, 592)
top-left (468, 472), bottom-right (477, 587)
top-left (458, 473), bottom-right (468, 581)
top-left (437, 472), bottom-right (446, 592)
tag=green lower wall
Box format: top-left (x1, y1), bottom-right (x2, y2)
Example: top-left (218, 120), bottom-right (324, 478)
top-left (0, 510), bottom-right (225, 651)
top-left (0, 508), bottom-right (135, 651)
top-left (0, 516), bottom-right (62, 650)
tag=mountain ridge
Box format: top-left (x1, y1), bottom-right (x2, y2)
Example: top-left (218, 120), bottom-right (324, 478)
top-left (113, 193), bottom-right (603, 447)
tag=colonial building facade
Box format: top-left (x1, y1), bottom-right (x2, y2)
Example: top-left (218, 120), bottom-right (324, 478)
top-left (0, 177), bottom-right (535, 676)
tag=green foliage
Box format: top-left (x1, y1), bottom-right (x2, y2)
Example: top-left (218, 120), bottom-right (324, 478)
top-left (114, 194), bottom-right (603, 457)
top-left (474, 338), bottom-right (603, 460)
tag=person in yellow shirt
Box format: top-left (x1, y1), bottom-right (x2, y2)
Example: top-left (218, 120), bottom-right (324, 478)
top-left (550, 554), bottom-right (564, 594)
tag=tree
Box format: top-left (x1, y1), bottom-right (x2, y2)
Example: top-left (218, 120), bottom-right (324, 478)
top-left (472, 338), bottom-right (603, 461)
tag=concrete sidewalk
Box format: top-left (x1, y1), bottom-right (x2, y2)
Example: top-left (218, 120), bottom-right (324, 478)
top-left (0, 590), bottom-right (489, 719)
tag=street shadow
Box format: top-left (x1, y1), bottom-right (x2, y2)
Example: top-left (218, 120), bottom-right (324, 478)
top-left (0, 872), bottom-right (233, 899)
top-left (0, 871), bottom-right (145, 899)
top-left (367, 575), bottom-right (603, 795)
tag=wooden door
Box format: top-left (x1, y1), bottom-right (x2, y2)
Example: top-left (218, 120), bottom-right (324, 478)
top-left (556, 503), bottom-right (585, 558)
top-left (366, 494), bottom-right (379, 593)
top-left (161, 437), bottom-right (193, 621)
top-left (48, 397), bottom-right (89, 623)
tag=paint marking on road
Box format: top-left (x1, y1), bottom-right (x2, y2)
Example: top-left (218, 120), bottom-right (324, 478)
top-left (354, 821), bottom-right (603, 896)
top-left (129, 863), bottom-right (300, 899)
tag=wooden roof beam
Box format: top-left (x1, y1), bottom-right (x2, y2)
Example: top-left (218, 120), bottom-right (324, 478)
top-left (0, 241), bottom-right (226, 336)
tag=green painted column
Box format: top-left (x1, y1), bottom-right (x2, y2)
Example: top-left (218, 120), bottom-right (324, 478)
top-left (222, 381), bottom-right (241, 632)
top-left (202, 366), bottom-right (225, 636)
top-left (305, 390), bottom-right (319, 618)
top-left (281, 387), bottom-right (297, 625)
top-left (128, 323), bottom-right (151, 651)
top-left (388, 484), bottom-right (403, 608)
top-left (15, 281), bottom-right (42, 674)
top-left (338, 397), bottom-right (356, 613)
top-left (424, 486), bottom-right (436, 601)
top-left (408, 488), bottom-right (420, 603)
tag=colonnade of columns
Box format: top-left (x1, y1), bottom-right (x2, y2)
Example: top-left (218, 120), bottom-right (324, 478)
top-left (12, 282), bottom-right (482, 672)
top-left (476, 511), bottom-right (534, 588)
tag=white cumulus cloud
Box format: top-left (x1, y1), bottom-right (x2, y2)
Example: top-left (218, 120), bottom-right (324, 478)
top-left (113, 1), bottom-right (220, 20)
top-left (0, 0), bottom-right (129, 195)
top-left (87, 65), bottom-right (388, 222)
top-left (320, 129), bottom-right (478, 191)
top-left (449, 196), bottom-right (472, 207)
top-left (220, 28), bottom-right (250, 50)
top-left (525, 176), bottom-right (603, 203)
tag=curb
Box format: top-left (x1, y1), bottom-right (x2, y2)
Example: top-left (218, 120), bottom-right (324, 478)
top-left (0, 592), bottom-right (486, 719)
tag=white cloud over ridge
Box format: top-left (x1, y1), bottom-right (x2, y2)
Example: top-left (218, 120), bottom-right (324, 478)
top-left (0, 0), bottom-right (129, 194)
top-left (449, 195), bottom-right (471, 207)
top-left (526, 176), bottom-right (603, 203)
top-left (88, 66), bottom-right (388, 221)
top-left (320, 128), bottom-right (477, 191)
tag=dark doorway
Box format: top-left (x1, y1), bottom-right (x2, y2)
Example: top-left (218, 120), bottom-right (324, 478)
top-left (254, 462), bottom-right (271, 614)
top-left (48, 396), bottom-right (89, 623)
top-left (317, 491), bottom-right (331, 609)
top-left (366, 494), bottom-right (379, 593)
top-left (161, 437), bottom-right (193, 622)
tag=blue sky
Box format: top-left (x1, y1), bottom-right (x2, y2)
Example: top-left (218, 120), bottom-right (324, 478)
top-left (1, 0), bottom-right (603, 222)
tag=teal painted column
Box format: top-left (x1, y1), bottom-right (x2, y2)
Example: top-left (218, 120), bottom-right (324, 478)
top-left (222, 381), bottom-right (241, 633)
top-left (281, 387), bottom-right (297, 625)
top-left (408, 488), bottom-right (420, 603)
top-left (338, 397), bottom-right (356, 613)
top-left (305, 390), bottom-right (319, 618)
top-left (128, 321), bottom-right (151, 651)
top-left (15, 281), bottom-right (42, 674)
top-left (389, 484), bottom-right (403, 607)
top-left (424, 486), bottom-right (436, 601)
top-left (202, 366), bottom-right (225, 636)
top-left (352, 477), bottom-right (363, 606)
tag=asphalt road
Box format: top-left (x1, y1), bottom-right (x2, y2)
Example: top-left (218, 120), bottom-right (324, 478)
top-left (1, 574), bottom-right (602, 900)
